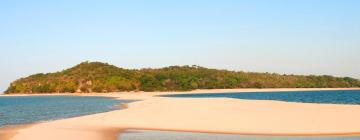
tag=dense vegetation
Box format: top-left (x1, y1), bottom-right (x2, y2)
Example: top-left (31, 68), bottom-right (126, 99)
top-left (5, 62), bottom-right (360, 94)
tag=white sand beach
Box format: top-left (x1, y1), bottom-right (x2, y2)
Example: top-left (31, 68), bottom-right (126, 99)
top-left (2, 88), bottom-right (360, 140)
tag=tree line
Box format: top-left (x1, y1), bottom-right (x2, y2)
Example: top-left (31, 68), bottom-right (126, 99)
top-left (5, 62), bottom-right (360, 94)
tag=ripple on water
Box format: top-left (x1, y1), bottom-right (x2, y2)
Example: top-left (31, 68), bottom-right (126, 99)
top-left (162, 90), bottom-right (360, 105)
top-left (0, 96), bottom-right (131, 127)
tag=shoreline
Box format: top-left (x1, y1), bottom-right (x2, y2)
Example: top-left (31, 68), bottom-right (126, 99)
top-left (2, 88), bottom-right (360, 140)
top-left (2, 87), bottom-right (360, 97)
top-left (120, 128), bottom-right (360, 136)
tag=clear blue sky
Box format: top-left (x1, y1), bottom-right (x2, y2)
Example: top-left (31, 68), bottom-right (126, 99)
top-left (1, 0), bottom-right (360, 93)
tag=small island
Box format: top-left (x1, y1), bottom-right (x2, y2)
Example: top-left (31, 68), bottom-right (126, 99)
top-left (2, 1), bottom-right (360, 140)
top-left (5, 62), bottom-right (360, 94)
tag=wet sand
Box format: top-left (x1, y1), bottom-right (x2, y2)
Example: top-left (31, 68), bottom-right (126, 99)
top-left (119, 130), bottom-right (360, 140)
top-left (0, 124), bottom-right (33, 140)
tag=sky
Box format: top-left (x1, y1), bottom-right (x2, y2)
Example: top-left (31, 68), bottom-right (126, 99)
top-left (0, 0), bottom-right (360, 93)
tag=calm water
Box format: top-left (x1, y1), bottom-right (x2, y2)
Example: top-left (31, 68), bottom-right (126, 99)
top-left (0, 96), bottom-right (130, 127)
top-left (162, 90), bottom-right (360, 105)
top-left (119, 130), bottom-right (360, 140)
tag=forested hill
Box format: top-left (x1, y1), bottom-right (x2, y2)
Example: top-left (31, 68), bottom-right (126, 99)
top-left (5, 62), bottom-right (360, 94)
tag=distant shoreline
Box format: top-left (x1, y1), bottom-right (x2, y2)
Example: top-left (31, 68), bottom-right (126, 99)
top-left (2, 87), bottom-right (360, 96)
top-left (2, 88), bottom-right (360, 140)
